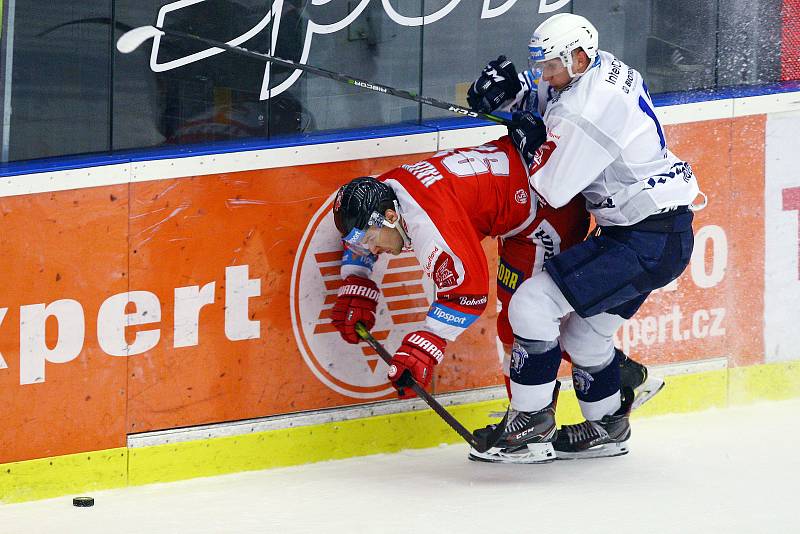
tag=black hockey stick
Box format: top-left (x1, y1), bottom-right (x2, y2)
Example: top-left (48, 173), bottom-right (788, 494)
top-left (354, 322), bottom-right (491, 453)
top-left (116, 25), bottom-right (511, 126)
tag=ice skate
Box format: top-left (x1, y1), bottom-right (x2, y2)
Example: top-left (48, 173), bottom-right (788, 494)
top-left (554, 387), bottom-right (634, 460)
top-left (468, 386), bottom-right (558, 464)
top-left (619, 350), bottom-right (665, 411)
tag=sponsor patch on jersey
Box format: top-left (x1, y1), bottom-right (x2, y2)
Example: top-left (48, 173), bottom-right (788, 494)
top-left (422, 243), bottom-right (442, 274)
top-left (433, 251), bottom-right (459, 289)
top-left (427, 303), bottom-right (478, 329)
top-left (457, 294), bottom-right (488, 309)
top-left (497, 258), bottom-right (524, 293)
top-left (440, 294), bottom-right (488, 310)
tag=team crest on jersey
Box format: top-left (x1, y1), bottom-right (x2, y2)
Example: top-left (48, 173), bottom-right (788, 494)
top-left (291, 192), bottom-right (435, 399)
top-left (420, 243), bottom-right (460, 290)
top-left (433, 252), bottom-right (459, 289)
top-left (514, 188), bottom-right (528, 204)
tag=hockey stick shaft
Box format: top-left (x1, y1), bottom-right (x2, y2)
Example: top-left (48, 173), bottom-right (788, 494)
top-left (116, 25), bottom-right (511, 126)
top-left (354, 322), bottom-right (489, 452)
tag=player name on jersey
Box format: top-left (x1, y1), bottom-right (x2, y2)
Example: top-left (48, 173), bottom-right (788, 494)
top-left (402, 161), bottom-right (443, 188)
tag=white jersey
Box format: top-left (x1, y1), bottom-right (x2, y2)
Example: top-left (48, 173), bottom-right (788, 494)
top-left (521, 51), bottom-right (700, 226)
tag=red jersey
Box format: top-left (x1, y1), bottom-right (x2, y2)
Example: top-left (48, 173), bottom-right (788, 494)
top-left (342, 137), bottom-right (534, 340)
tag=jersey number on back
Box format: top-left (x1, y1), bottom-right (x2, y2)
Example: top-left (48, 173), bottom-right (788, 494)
top-left (440, 147), bottom-right (510, 177)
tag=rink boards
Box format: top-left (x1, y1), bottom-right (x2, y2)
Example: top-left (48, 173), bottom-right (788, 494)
top-left (1, 90), bottom-right (800, 502)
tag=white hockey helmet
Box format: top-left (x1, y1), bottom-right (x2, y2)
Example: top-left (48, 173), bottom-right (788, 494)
top-left (529, 13), bottom-right (599, 78)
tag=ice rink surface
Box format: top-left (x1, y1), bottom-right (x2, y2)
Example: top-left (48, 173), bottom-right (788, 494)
top-left (2, 399), bottom-right (798, 534)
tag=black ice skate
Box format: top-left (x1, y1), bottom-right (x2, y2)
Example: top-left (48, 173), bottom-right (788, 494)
top-left (554, 387), bottom-right (634, 460)
top-left (619, 350), bottom-right (665, 411)
top-left (468, 386), bottom-right (558, 464)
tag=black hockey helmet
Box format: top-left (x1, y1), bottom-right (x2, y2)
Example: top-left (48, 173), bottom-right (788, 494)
top-left (333, 177), bottom-right (398, 236)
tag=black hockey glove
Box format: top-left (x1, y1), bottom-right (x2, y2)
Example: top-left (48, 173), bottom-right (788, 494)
top-left (467, 56), bottom-right (523, 114)
top-left (509, 111), bottom-right (547, 167)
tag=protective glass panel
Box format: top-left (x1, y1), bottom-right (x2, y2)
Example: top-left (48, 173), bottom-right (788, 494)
top-left (0, 0), bottom-right (793, 163)
top-left (2, 1), bottom-right (112, 162)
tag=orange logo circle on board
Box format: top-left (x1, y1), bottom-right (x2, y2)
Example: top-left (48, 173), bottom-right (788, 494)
top-left (290, 193), bottom-right (434, 399)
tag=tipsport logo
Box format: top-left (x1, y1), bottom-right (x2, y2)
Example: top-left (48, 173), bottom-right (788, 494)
top-left (144, 0), bottom-right (574, 101)
top-left (290, 193), bottom-right (435, 398)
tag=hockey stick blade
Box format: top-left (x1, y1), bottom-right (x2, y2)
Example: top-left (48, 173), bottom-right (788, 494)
top-left (115, 25), bottom-right (510, 125)
top-left (354, 323), bottom-right (491, 453)
top-left (116, 25), bottom-right (164, 54)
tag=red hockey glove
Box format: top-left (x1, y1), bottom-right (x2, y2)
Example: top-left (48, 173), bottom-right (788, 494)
top-left (388, 331), bottom-right (446, 399)
top-left (331, 275), bottom-right (380, 344)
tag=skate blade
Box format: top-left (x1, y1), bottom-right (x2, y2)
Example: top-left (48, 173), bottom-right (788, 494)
top-left (631, 377), bottom-right (665, 411)
top-left (468, 442), bottom-right (556, 464)
top-left (555, 441), bottom-right (629, 460)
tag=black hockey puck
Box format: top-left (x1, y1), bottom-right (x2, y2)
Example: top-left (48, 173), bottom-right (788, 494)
top-left (73, 496), bottom-right (94, 507)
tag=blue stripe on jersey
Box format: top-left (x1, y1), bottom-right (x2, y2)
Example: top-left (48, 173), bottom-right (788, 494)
top-left (523, 69), bottom-right (540, 89)
top-left (638, 95), bottom-right (666, 149)
top-left (427, 303), bottom-right (479, 328)
top-left (342, 249), bottom-right (377, 270)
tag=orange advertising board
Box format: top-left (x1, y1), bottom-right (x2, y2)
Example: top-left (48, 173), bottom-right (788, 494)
top-left (612, 116), bottom-right (765, 368)
top-left (125, 153), bottom-right (434, 435)
top-left (0, 186), bottom-right (130, 462)
top-left (0, 114), bottom-right (769, 464)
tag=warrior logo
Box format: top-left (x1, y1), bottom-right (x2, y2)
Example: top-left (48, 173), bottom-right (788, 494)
top-left (291, 193), bottom-right (434, 398)
top-left (529, 219), bottom-right (561, 274)
top-left (572, 368), bottom-right (594, 395)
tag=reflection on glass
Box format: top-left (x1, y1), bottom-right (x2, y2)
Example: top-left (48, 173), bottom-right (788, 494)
top-left (0, 0), bottom-right (792, 164)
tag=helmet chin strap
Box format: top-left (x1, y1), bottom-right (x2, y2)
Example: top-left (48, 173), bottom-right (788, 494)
top-left (561, 50), bottom-right (591, 80)
top-left (392, 200), bottom-right (412, 249)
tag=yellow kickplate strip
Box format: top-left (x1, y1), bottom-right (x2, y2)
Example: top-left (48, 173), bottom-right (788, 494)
top-left (128, 405), bottom-right (504, 486)
top-left (0, 448), bottom-right (127, 504)
top-left (2, 360), bottom-right (799, 502)
top-left (125, 366), bottom-right (736, 485)
top-left (728, 360), bottom-right (800, 404)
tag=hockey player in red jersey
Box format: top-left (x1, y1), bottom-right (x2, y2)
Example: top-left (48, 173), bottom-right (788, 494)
top-left (331, 135), bottom-right (584, 386)
top-left (329, 135), bottom-right (657, 461)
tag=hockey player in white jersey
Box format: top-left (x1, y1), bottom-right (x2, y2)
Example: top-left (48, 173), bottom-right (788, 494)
top-left (467, 13), bottom-right (703, 462)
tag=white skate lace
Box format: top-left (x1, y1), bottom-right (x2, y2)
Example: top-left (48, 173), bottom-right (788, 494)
top-left (562, 421), bottom-right (608, 445)
top-left (505, 409), bottom-right (532, 433)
